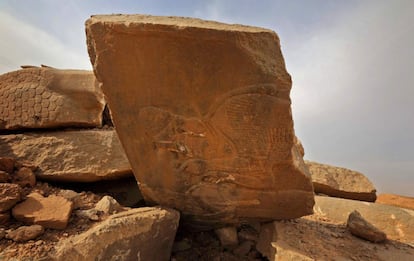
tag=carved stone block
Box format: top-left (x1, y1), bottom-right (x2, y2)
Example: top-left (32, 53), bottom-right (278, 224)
top-left (0, 66), bottom-right (105, 130)
top-left (86, 15), bottom-right (314, 226)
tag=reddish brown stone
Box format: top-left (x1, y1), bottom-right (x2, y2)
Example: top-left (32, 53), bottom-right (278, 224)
top-left (13, 167), bottom-right (36, 187)
top-left (0, 183), bottom-right (22, 212)
top-left (6, 225), bottom-right (44, 242)
top-left (0, 211), bottom-right (10, 225)
top-left (0, 157), bottom-right (15, 174)
top-left (86, 14), bottom-right (314, 226)
top-left (0, 170), bottom-right (11, 182)
top-left (12, 192), bottom-right (73, 229)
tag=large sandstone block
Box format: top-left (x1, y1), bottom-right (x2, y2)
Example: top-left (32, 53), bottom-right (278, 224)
top-left (86, 15), bottom-right (314, 226)
top-left (306, 161), bottom-right (377, 202)
top-left (0, 66), bottom-right (105, 130)
top-left (0, 130), bottom-right (132, 182)
top-left (52, 207), bottom-right (180, 261)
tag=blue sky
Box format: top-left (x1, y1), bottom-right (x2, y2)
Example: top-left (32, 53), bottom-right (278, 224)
top-left (1, 0), bottom-right (413, 196)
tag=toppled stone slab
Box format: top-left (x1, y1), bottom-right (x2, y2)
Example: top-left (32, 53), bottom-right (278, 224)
top-left (0, 66), bottom-right (105, 130)
top-left (12, 192), bottom-right (73, 229)
top-left (86, 14), bottom-right (314, 226)
top-left (52, 207), bottom-right (180, 261)
top-left (314, 196), bottom-right (414, 245)
top-left (347, 210), bottom-right (387, 243)
top-left (0, 129), bottom-right (132, 182)
top-left (6, 225), bottom-right (44, 242)
top-left (0, 183), bottom-right (22, 212)
top-left (306, 161), bottom-right (377, 202)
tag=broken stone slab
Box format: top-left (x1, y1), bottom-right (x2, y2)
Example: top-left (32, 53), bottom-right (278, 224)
top-left (0, 129), bottom-right (132, 182)
top-left (6, 225), bottom-right (44, 243)
top-left (52, 207), bottom-right (180, 261)
top-left (0, 183), bottom-right (22, 212)
top-left (347, 210), bottom-right (387, 243)
top-left (306, 161), bottom-right (377, 202)
top-left (86, 14), bottom-right (314, 226)
top-left (0, 66), bottom-right (105, 130)
top-left (12, 192), bottom-right (73, 229)
top-left (314, 195), bottom-right (414, 245)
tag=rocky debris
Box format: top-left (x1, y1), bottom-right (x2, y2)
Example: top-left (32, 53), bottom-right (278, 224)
top-left (306, 161), bottom-right (377, 202)
top-left (6, 225), bottom-right (44, 243)
top-left (0, 66), bottom-right (105, 130)
top-left (12, 192), bottom-right (73, 229)
top-left (75, 208), bottom-right (101, 221)
top-left (94, 195), bottom-right (127, 214)
top-left (0, 170), bottom-right (11, 182)
top-left (376, 194), bottom-right (414, 210)
top-left (52, 207), bottom-right (180, 261)
top-left (13, 167), bottom-right (36, 187)
top-left (0, 183), bottom-right (22, 212)
top-left (0, 212), bottom-right (10, 225)
top-left (347, 210), bottom-right (387, 243)
top-left (57, 189), bottom-right (82, 209)
top-left (0, 129), bottom-right (132, 182)
top-left (257, 215), bottom-right (414, 261)
top-left (0, 157), bottom-right (15, 174)
top-left (314, 195), bottom-right (414, 244)
top-left (214, 226), bottom-right (239, 247)
top-left (86, 14), bottom-right (314, 226)
top-left (233, 240), bottom-right (255, 257)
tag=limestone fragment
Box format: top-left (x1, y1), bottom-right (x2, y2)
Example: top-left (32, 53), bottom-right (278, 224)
top-left (6, 225), bottom-right (44, 242)
top-left (0, 66), bottom-right (105, 130)
top-left (347, 210), bottom-right (387, 243)
top-left (12, 192), bottom-right (73, 229)
top-left (86, 14), bottom-right (314, 226)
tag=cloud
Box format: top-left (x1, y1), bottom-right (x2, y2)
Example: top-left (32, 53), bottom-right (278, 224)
top-left (0, 11), bottom-right (91, 74)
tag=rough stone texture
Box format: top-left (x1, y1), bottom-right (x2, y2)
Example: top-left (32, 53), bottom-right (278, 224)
top-left (13, 167), bottom-right (36, 187)
top-left (314, 195), bottom-right (414, 245)
top-left (0, 66), bottom-right (105, 130)
top-left (0, 228), bottom-right (5, 240)
top-left (94, 195), bottom-right (126, 214)
top-left (0, 157), bottom-right (15, 174)
top-left (256, 218), bottom-right (414, 261)
top-left (6, 225), bottom-right (44, 242)
top-left (376, 194), bottom-right (414, 210)
top-left (0, 129), bottom-right (132, 182)
top-left (12, 192), bottom-right (73, 229)
top-left (0, 170), bottom-right (11, 182)
top-left (0, 183), bottom-right (22, 212)
top-left (0, 211), bottom-right (10, 225)
top-left (214, 226), bottom-right (239, 247)
top-left (347, 210), bottom-right (387, 243)
top-left (86, 14), bottom-right (314, 226)
top-left (306, 161), bottom-right (377, 202)
top-left (52, 207), bottom-right (180, 261)
top-left (294, 136), bottom-right (305, 157)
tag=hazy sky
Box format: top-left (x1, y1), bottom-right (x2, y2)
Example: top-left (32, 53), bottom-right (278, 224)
top-left (1, 0), bottom-right (413, 196)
